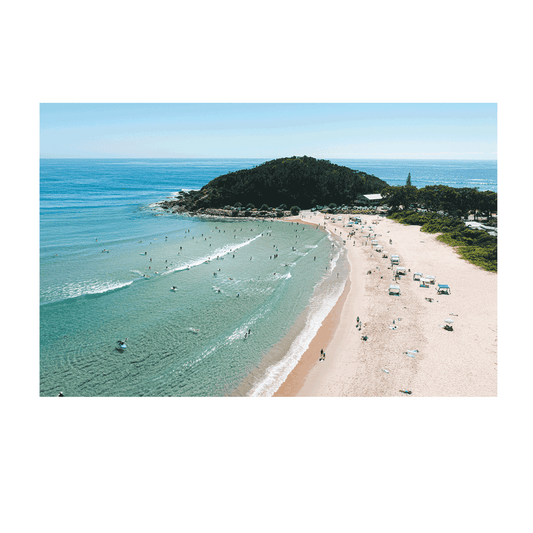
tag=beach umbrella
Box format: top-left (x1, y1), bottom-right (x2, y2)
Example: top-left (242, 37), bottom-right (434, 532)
top-left (445, 319), bottom-right (454, 324)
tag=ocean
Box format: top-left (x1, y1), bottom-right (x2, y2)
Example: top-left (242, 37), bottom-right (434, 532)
top-left (40, 158), bottom-right (497, 397)
top-left (333, 159), bottom-right (497, 192)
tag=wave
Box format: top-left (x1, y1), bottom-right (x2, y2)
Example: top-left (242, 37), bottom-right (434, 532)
top-left (40, 279), bottom-right (137, 306)
top-left (178, 306), bottom-right (270, 373)
top-left (248, 246), bottom-right (347, 397)
top-left (160, 233), bottom-right (263, 276)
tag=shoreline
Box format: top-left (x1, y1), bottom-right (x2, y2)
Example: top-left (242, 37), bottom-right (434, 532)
top-left (272, 213), bottom-right (357, 396)
top-left (242, 216), bottom-right (348, 397)
top-left (272, 274), bottom-right (351, 396)
top-left (274, 210), bottom-right (497, 397)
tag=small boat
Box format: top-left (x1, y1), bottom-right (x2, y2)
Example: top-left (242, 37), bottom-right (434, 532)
top-left (171, 286), bottom-right (178, 291)
top-left (117, 340), bottom-right (127, 350)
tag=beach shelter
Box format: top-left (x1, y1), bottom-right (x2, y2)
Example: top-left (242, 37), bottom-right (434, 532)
top-left (426, 275), bottom-right (436, 284)
top-left (375, 245), bottom-right (383, 252)
top-left (371, 239), bottom-right (379, 246)
top-left (396, 267), bottom-right (406, 276)
top-left (419, 278), bottom-right (431, 288)
top-left (444, 318), bottom-right (454, 331)
top-left (382, 251), bottom-right (388, 258)
top-left (390, 255), bottom-right (400, 265)
top-left (437, 284), bottom-right (451, 294)
top-left (413, 272), bottom-right (423, 281)
top-left (389, 284), bottom-right (401, 295)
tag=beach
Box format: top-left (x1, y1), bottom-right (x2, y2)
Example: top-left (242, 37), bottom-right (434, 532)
top-left (39, 156), bottom-right (498, 399)
top-left (275, 210), bottom-right (497, 397)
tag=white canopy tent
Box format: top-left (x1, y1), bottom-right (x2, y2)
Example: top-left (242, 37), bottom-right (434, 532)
top-left (389, 284), bottom-right (401, 295)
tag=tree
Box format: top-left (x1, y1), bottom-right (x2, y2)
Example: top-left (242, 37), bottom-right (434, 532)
top-left (381, 185), bottom-right (407, 211)
top-left (406, 173), bottom-right (412, 187)
top-left (478, 191), bottom-right (497, 219)
top-left (260, 204), bottom-right (269, 211)
top-left (291, 206), bottom-right (301, 215)
top-left (405, 185), bottom-right (418, 208)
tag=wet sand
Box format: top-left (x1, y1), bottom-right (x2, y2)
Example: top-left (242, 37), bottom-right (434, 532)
top-left (276, 210), bottom-right (497, 397)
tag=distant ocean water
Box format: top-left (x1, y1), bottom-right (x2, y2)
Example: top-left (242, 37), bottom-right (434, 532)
top-left (40, 158), bottom-right (496, 397)
top-left (332, 159), bottom-right (497, 192)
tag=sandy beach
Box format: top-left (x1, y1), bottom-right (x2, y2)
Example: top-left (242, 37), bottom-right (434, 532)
top-left (275, 210), bottom-right (497, 397)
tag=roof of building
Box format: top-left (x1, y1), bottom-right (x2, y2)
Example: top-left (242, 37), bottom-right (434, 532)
top-left (364, 194), bottom-right (383, 200)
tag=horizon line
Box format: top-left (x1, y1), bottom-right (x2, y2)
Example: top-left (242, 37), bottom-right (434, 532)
top-left (40, 156), bottom-right (498, 161)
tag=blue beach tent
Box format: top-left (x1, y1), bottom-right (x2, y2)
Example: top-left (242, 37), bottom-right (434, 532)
top-left (436, 284), bottom-right (451, 295)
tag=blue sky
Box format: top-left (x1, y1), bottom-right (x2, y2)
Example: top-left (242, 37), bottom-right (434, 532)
top-left (40, 103), bottom-right (496, 159)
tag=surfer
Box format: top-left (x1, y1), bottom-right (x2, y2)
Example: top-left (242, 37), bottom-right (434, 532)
top-left (117, 338), bottom-right (128, 349)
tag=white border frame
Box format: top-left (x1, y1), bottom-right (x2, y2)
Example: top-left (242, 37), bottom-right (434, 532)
top-left (17, 84), bottom-right (518, 418)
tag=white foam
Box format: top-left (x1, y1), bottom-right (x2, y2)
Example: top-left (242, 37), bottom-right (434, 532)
top-left (248, 252), bottom-right (347, 397)
top-left (42, 279), bottom-right (135, 304)
top-left (180, 306), bottom-right (269, 372)
top-left (161, 233), bottom-right (263, 275)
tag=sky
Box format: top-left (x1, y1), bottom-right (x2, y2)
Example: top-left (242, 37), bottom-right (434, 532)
top-left (40, 103), bottom-right (497, 160)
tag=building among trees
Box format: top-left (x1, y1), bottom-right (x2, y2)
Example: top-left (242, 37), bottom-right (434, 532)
top-left (356, 193), bottom-right (383, 206)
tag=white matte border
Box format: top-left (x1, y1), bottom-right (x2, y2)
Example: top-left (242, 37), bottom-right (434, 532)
top-left (18, 84), bottom-right (517, 418)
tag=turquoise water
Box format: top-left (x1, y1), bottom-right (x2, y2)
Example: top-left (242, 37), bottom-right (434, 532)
top-left (40, 158), bottom-right (496, 397)
top-left (40, 159), bottom-right (346, 396)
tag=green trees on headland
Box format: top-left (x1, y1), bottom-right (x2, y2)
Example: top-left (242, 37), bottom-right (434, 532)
top-left (382, 175), bottom-right (498, 272)
top-left (382, 182), bottom-right (497, 220)
top-left (172, 156), bottom-right (388, 211)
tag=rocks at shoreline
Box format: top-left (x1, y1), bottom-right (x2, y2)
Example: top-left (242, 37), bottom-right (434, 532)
top-left (155, 199), bottom-right (291, 219)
